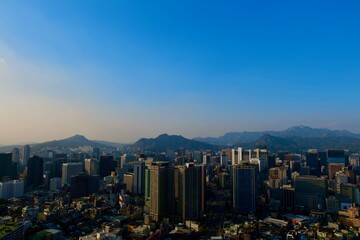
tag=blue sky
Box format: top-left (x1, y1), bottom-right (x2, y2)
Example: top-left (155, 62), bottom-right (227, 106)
top-left (0, 1), bottom-right (359, 144)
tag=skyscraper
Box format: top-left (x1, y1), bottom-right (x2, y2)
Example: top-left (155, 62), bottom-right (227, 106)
top-left (62, 162), bottom-right (83, 186)
top-left (92, 147), bottom-right (100, 160)
top-left (21, 145), bottom-right (30, 166)
top-left (295, 176), bottom-right (327, 210)
top-left (123, 173), bottom-right (134, 194)
top-left (149, 162), bottom-right (174, 222)
top-left (26, 156), bottom-right (44, 191)
top-left (84, 158), bottom-right (98, 176)
top-left (177, 163), bottom-right (205, 221)
top-left (12, 148), bottom-right (20, 164)
top-left (70, 173), bottom-right (100, 199)
top-left (132, 161), bottom-right (145, 195)
top-left (0, 153), bottom-right (17, 180)
top-left (306, 150), bottom-right (320, 176)
top-left (145, 168), bottom-right (151, 206)
top-left (233, 163), bottom-right (259, 215)
top-left (99, 155), bottom-right (115, 177)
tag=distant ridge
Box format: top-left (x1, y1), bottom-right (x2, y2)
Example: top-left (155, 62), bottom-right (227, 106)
top-left (194, 125), bottom-right (360, 146)
top-left (129, 133), bottom-right (218, 152)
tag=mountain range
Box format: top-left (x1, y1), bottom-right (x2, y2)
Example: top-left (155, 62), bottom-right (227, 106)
top-left (194, 125), bottom-right (360, 146)
top-left (1, 126), bottom-right (360, 154)
top-left (0, 135), bottom-right (121, 153)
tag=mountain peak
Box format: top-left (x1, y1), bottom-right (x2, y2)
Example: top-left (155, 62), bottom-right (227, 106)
top-left (66, 134), bottom-right (89, 141)
top-left (132, 134), bottom-right (218, 152)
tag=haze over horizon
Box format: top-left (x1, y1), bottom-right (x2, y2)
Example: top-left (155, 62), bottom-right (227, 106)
top-left (1, 1), bottom-right (359, 145)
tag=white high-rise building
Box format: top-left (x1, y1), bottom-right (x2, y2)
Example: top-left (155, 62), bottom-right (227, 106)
top-left (237, 147), bottom-right (243, 163)
top-left (62, 162), bottom-right (83, 186)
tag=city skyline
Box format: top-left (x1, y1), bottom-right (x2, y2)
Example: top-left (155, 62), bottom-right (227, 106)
top-left (1, 1), bottom-right (360, 144)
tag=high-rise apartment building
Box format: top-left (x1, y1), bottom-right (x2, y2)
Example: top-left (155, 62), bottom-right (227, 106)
top-left (0, 180), bottom-right (24, 199)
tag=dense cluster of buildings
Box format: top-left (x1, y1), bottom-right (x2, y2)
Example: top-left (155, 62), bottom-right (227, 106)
top-left (0, 144), bottom-right (360, 239)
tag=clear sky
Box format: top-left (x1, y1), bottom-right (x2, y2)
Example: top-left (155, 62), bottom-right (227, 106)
top-left (0, 1), bottom-right (359, 144)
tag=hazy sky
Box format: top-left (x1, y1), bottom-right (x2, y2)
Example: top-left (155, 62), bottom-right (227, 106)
top-left (1, 1), bottom-right (360, 144)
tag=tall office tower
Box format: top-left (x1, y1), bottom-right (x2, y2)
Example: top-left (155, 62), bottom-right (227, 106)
top-left (306, 150), bottom-right (320, 176)
top-left (92, 147), bottom-right (100, 160)
top-left (52, 154), bottom-right (67, 178)
top-left (149, 162), bottom-right (174, 222)
top-left (123, 173), bottom-right (134, 194)
top-left (295, 176), bottom-right (328, 210)
top-left (70, 173), bottom-right (100, 200)
top-left (99, 155), bottom-right (115, 177)
top-left (233, 163), bottom-right (259, 215)
top-left (282, 185), bottom-right (295, 212)
top-left (21, 145), bottom-right (30, 166)
top-left (269, 166), bottom-right (288, 189)
top-left (26, 156), bottom-right (44, 191)
top-left (177, 163), bottom-right (205, 221)
top-left (62, 162), bottom-right (83, 186)
top-left (12, 148), bottom-right (20, 164)
top-left (268, 154), bottom-right (276, 169)
top-left (132, 161), bottom-right (145, 195)
top-left (327, 150), bottom-right (347, 164)
top-left (84, 158), bottom-right (98, 175)
top-left (145, 168), bottom-right (151, 206)
top-left (0, 153), bottom-right (17, 181)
